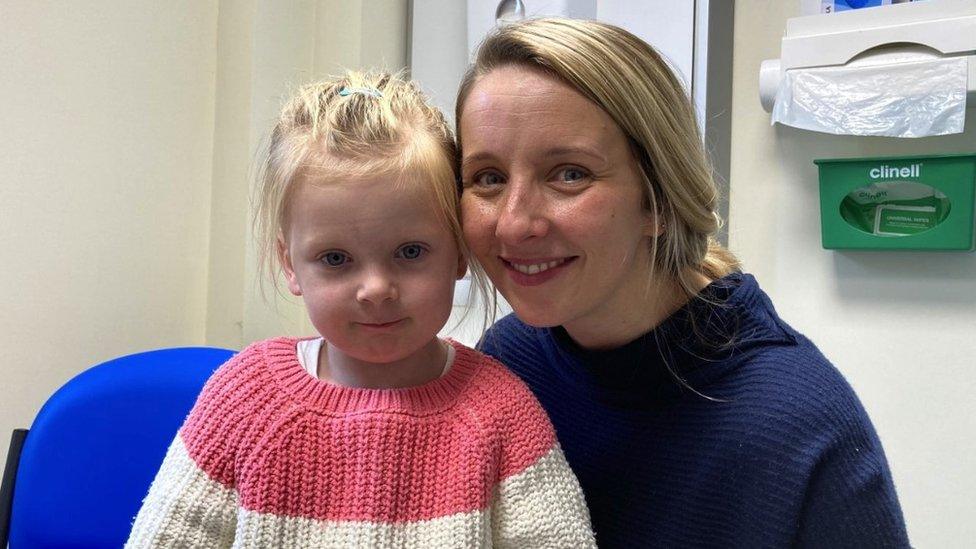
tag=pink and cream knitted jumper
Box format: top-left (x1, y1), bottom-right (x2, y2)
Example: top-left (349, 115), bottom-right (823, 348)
top-left (126, 337), bottom-right (595, 548)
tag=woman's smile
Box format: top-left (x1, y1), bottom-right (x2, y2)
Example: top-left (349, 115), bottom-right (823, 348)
top-left (501, 256), bottom-right (577, 286)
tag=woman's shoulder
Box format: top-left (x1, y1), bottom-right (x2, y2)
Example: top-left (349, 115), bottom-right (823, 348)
top-left (676, 275), bottom-right (878, 443)
top-left (478, 313), bottom-right (551, 362)
top-left (726, 334), bottom-right (906, 543)
top-left (725, 329), bottom-right (880, 446)
top-left (712, 275), bottom-right (867, 418)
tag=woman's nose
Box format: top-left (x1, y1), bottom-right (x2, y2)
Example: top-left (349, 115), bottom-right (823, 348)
top-left (356, 268), bottom-right (398, 304)
top-left (494, 181), bottom-right (550, 244)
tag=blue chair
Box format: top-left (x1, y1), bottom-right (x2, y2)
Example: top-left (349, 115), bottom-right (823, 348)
top-left (0, 346), bottom-right (235, 548)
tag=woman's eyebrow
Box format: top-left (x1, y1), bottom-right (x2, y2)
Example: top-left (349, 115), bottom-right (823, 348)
top-left (543, 146), bottom-right (608, 165)
top-left (461, 151), bottom-right (495, 169)
top-left (463, 146), bottom-right (608, 168)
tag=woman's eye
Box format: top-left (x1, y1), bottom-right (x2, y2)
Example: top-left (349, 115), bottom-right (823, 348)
top-left (396, 244), bottom-right (427, 260)
top-left (471, 171), bottom-right (505, 187)
top-left (321, 251), bottom-right (348, 267)
top-left (557, 166), bottom-right (589, 184)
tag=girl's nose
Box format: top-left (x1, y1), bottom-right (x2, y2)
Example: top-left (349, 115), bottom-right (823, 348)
top-left (494, 180), bottom-right (550, 244)
top-left (356, 268), bottom-right (398, 304)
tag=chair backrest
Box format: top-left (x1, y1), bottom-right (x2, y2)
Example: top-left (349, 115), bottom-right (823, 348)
top-left (8, 346), bottom-right (235, 548)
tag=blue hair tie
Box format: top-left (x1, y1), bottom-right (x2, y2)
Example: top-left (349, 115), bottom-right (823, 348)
top-left (338, 86), bottom-right (383, 98)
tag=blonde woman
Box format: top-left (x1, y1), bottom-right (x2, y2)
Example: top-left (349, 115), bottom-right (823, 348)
top-left (458, 18), bottom-right (909, 548)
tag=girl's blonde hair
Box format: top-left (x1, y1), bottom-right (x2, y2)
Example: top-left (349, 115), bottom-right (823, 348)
top-left (456, 18), bottom-right (739, 300)
top-left (254, 71), bottom-right (466, 291)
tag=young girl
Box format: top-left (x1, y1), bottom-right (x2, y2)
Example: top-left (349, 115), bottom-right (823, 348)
top-left (125, 72), bottom-right (595, 548)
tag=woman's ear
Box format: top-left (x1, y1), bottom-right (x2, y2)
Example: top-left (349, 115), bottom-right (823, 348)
top-left (277, 234), bottom-right (303, 296)
top-left (456, 251), bottom-right (469, 280)
top-left (642, 212), bottom-right (665, 238)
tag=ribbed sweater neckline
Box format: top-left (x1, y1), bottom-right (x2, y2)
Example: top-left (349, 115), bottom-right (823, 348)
top-left (261, 337), bottom-right (481, 416)
top-left (541, 273), bottom-right (794, 406)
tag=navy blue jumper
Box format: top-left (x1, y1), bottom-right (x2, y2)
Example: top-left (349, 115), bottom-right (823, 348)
top-left (480, 273), bottom-right (909, 548)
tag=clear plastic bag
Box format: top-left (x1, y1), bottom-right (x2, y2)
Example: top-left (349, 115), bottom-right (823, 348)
top-left (771, 56), bottom-right (967, 137)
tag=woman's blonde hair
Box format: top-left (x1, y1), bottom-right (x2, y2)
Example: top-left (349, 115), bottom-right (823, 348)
top-left (254, 70), bottom-right (466, 292)
top-left (456, 18), bottom-right (739, 300)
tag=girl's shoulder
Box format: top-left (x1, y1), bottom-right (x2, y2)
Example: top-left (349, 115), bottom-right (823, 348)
top-left (197, 337), bottom-right (289, 393)
top-left (451, 339), bottom-right (541, 402)
top-left (450, 340), bottom-right (560, 477)
top-left (176, 338), bottom-right (293, 486)
top-left (451, 340), bottom-right (556, 434)
top-left (181, 337), bottom-right (298, 442)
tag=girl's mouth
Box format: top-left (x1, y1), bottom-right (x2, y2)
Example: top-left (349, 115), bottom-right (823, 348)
top-left (357, 319), bottom-right (406, 330)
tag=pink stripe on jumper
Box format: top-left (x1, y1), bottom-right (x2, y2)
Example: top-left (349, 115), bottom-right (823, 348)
top-left (180, 338), bottom-right (557, 522)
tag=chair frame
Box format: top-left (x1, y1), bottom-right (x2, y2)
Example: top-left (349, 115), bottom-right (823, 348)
top-left (1, 428), bottom-right (29, 547)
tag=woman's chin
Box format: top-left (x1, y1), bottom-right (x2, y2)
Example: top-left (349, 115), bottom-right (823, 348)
top-left (499, 295), bottom-right (565, 328)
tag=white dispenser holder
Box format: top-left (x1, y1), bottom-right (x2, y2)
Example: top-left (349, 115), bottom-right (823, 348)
top-left (759, 0), bottom-right (976, 114)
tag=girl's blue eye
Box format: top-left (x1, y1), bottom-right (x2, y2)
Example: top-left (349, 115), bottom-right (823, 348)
top-left (321, 251), bottom-right (348, 267)
top-left (397, 244), bottom-right (426, 260)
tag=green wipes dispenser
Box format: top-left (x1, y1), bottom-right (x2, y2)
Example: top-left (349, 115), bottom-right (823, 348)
top-left (814, 153), bottom-right (976, 251)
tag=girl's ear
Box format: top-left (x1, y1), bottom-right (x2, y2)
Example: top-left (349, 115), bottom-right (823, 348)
top-left (277, 234), bottom-right (303, 296)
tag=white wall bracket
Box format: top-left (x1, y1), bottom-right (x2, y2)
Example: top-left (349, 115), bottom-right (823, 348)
top-left (759, 0), bottom-right (976, 112)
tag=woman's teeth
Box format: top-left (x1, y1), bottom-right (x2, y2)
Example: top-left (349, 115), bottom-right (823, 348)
top-left (511, 259), bottom-right (565, 275)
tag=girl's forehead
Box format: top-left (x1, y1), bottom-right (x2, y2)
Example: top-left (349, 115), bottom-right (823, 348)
top-left (287, 175), bottom-right (446, 227)
top-left (284, 181), bottom-right (456, 250)
top-left (298, 147), bottom-right (454, 192)
top-left (284, 154), bottom-right (459, 236)
top-left (294, 171), bottom-right (436, 200)
top-left (292, 174), bottom-right (414, 202)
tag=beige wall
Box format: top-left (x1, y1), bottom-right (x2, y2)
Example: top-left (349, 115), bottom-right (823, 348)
top-left (0, 1), bottom-right (219, 465)
top-left (730, 1), bottom-right (976, 545)
top-left (1, 0), bottom-right (409, 466)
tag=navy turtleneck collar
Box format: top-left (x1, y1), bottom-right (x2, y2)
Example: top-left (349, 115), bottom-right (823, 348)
top-left (541, 273), bottom-right (795, 407)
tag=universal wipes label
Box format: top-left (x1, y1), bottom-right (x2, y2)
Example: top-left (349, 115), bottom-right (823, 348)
top-left (835, 162), bottom-right (950, 238)
top-left (875, 205), bottom-right (938, 235)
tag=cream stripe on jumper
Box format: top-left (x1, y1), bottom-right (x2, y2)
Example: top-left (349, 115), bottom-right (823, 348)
top-left (234, 507), bottom-right (492, 548)
top-left (492, 445), bottom-right (597, 548)
top-left (125, 435), bottom-right (238, 548)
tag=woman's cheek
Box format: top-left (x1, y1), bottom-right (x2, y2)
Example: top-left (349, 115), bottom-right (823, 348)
top-left (461, 200), bottom-right (493, 241)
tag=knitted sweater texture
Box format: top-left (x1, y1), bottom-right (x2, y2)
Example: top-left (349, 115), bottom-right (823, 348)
top-left (126, 338), bottom-right (595, 548)
top-left (480, 273), bottom-right (910, 548)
